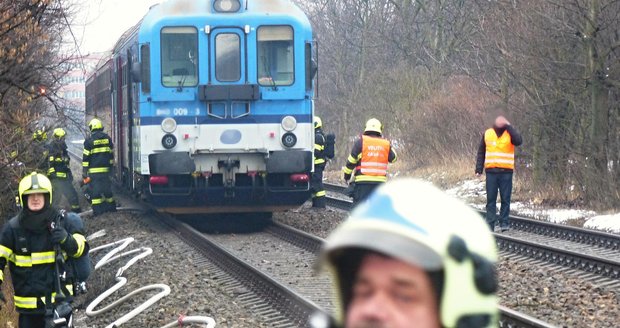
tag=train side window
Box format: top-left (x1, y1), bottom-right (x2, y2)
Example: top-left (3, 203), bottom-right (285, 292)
top-left (160, 26), bottom-right (198, 87)
top-left (215, 33), bottom-right (241, 82)
top-left (257, 26), bottom-right (294, 86)
top-left (141, 44), bottom-right (151, 93)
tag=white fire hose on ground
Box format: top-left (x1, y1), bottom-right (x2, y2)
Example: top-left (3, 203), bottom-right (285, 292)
top-left (85, 234), bottom-right (216, 328)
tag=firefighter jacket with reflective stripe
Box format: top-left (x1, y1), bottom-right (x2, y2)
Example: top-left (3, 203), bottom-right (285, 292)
top-left (0, 214), bottom-right (86, 314)
top-left (314, 129), bottom-right (327, 166)
top-left (47, 140), bottom-right (72, 179)
top-left (83, 130), bottom-right (114, 175)
top-left (343, 134), bottom-right (397, 183)
top-left (475, 125), bottom-right (523, 174)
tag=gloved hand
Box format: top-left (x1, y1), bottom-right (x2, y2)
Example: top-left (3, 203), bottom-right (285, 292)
top-left (51, 226), bottom-right (69, 245)
top-left (81, 176), bottom-right (91, 186)
top-left (343, 173), bottom-right (351, 183)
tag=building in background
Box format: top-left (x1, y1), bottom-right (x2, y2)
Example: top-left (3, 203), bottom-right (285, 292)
top-left (58, 52), bottom-right (110, 142)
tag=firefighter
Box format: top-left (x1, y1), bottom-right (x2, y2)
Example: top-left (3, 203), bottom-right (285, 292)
top-left (342, 118), bottom-right (397, 205)
top-left (82, 118), bottom-right (116, 216)
top-left (316, 179), bottom-right (498, 328)
top-left (32, 129), bottom-right (49, 172)
top-left (48, 128), bottom-right (81, 213)
top-left (0, 172), bottom-right (87, 327)
top-left (312, 116), bottom-right (328, 208)
top-left (475, 115), bottom-right (523, 232)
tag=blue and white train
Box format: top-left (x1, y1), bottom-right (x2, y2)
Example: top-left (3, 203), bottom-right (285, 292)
top-left (85, 0), bottom-right (317, 214)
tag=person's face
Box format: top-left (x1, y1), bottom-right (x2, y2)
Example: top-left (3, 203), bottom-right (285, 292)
top-left (494, 116), bottom-right (507, 128)
top-left (346, 254), bottom-right (441, 328)
top-left (27, 193), bottom-right (46, 212)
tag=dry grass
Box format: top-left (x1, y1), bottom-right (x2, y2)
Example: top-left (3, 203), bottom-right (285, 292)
top-left (1, 270), bottom-right (18, 328)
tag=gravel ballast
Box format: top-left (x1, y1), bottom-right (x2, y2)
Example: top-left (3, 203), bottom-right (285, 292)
top-left (72, 210), bottom-right (266, 328)
top-left (275, 205), bottom-right (620, 327)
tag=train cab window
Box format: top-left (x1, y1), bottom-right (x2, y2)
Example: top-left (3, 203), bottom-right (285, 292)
top-left (160, 27), bottom-right (198, 87)
top-left (257, 26), bottom-right (294, 86)
top-left (215, 33), bottom-right (241, 82)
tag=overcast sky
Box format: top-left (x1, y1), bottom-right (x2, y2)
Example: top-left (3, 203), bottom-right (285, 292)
top-left (72, 0), bottom-right (160, 55)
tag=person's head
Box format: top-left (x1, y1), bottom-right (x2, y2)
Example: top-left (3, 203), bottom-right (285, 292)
top-left (322, 179), bottom-right (498, 328)
top-left (493, 116), bottom-right (508, 129)
top-left (363, 118), bottom-right (382, 136)
top-left (18, 172), bottom-right (53, 213)
top-left (53, 127), bottom-right (66, 140)
top-left (314, 116), bottom-right (323, 130)
top-left (88, 118), bottom-right (104, 132)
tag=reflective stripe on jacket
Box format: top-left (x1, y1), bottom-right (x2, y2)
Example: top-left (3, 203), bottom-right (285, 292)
top-left (47, 140), bottom-right (72, 179)
top-left (484, 128), bottom-right (515, 170)
top-left (0, 214), bottom-right (86, 313)
top-left (357, 135), bottom-right (390, 182)
top-left (314, 130), bottom-right (326, 166)
top-left (343, 134), bottom-right (396, 183)
top-left (83, 130), bottom-right (114, 175)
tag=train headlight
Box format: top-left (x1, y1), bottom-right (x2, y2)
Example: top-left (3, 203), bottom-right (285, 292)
top-left (281, 132), bottom-right (297, 148)
top-left (161, 117), bottom-right (177, 133)
top-left (281, 116), bottom-right (297, 132)
top-left (213, 0), bottom-right (240, 12)
top-left (162, 134), bottom-right (177, 149)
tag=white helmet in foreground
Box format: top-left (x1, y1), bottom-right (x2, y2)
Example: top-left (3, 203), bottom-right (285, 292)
top-left (322, 179), bottom-right (498, 328)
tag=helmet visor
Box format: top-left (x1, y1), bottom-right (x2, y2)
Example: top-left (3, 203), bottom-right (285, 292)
top-left (325, 227), bottom-right (443, 271)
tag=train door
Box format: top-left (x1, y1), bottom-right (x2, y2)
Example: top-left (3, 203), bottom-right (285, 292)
top-left (207, 28), bottom-right (249, 118)
top-left (125, 49), bottom-right (135, 190)
top-left (115, 57), bottom-right (125, 181)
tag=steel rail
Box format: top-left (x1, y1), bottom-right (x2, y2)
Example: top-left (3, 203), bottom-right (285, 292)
top-left (268, 222), bottom-right (557, 328)
top-left (158, 216), bottom-right (326, 327)
top-left (323, 192), bottom-right (620, 279)
top-left (324, 182), bottom-right (620, 252)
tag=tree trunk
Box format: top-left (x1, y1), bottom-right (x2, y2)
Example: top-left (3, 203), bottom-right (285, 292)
top-left (585, 0), bottom-right (611, 204)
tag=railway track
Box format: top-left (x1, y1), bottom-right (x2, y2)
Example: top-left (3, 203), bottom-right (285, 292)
top-left (324, 182), bottom-right (620, 290)
top-left (69, 149), bottom-right (558, 326)
top-left (159, 216), bottom-right (326, 327)
top-left (158, 214), bottom-right (556, 328)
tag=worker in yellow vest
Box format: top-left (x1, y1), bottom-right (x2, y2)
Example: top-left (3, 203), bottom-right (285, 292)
top-left (343, 118), bottom-right (397, 205)
top-left (475, 115), bottom-right (523, 232)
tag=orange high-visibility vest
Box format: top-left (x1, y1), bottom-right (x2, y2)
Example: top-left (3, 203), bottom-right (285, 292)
top-left (357, 135), bottom-right (390, 182)
top-left (484, 128), bottom-right (515, 170)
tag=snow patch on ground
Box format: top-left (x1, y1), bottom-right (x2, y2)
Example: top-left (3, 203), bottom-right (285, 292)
top-left (584, 213), bottom-right (620, 233)
top-left (446, 179), bottom-right (603, 226)
top-left (511, 202), bottom-right (596, 224)
top-left (446, 179), bottom-right (485, 200)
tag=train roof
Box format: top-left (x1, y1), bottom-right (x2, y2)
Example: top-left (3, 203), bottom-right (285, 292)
top-left (114, 19), bottom-right (143, 53)
top-left (86, 51), bottom-right (113, 83)
top-left (142, 0), bottom-right (311, 29)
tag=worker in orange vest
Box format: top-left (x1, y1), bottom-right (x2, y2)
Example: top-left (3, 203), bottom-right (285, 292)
top-left (475, 115), bottom-right (523, 232)
top-left (343, 118), bottom-right (397, 205)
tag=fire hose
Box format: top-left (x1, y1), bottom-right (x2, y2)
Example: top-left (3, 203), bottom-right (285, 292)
top-left (85, 236), bottom-right (216, 327)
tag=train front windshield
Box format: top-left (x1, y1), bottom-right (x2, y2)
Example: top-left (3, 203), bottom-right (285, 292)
top-left (161, 26), bottom-right (198, 87)
top-left (257, 26), bottom-right (294, 86)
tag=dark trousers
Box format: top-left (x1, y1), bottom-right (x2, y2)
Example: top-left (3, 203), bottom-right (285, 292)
top-left (311, 165), bottom-right (326, 208)
top-left (353, 182), bottom-right (381, 206)
top-left (89, 173), bottom-right (115, 215)
top-left (485, 171), bottom-right (513, 230)
top-left (19, 314), bottom-right (45, 328)
top-left (51, 178), bottom-right (80, 212)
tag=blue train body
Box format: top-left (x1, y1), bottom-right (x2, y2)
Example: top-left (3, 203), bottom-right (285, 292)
top-left (85, 0), bottom-right (317, 213)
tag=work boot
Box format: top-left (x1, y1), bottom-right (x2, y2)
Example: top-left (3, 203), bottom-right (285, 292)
top-left (312, 197), bottom-right (326, 209)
